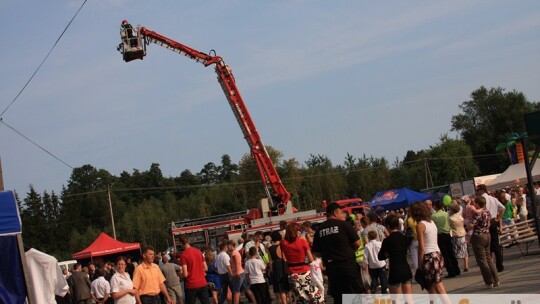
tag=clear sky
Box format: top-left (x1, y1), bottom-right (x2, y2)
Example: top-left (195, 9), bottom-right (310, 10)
top-left (1, 0), bottom-right (539, 195)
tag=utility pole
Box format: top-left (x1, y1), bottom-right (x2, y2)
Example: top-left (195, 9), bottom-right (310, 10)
top-left (0, 156), bottom-right (4, 191)
top-left (97, 177), bottom-right (117, 239)
top-left (424, 158), bottom-right (433, 189)
top-left (107, 184), bottom-right (117, 239)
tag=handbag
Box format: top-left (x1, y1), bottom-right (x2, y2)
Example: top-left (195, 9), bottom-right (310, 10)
top-left (414, 269), bottom-right (428, 290)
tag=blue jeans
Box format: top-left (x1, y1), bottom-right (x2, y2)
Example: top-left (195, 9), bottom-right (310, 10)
top-left (185, 286), bottom-right (210, 304)
top-left (218, 273), bottom-right (231, 304)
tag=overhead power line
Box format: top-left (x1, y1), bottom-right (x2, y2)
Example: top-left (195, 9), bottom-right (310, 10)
top-left (58, 152), bottom-right (507, 197)
top-left (0, 0), bottom-right (89, 118)
top-left (0, 119), bottom-right (73, 169)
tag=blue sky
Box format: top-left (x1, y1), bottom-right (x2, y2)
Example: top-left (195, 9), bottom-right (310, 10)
top-left (1, 0), bottom-right (539, 195)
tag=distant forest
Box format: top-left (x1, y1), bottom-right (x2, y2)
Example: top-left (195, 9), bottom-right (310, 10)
top-left (16, 86), bottom-right (540, 260)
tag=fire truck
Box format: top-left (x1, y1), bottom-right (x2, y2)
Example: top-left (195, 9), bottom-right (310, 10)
top-left (166, 198), bottom-right (374, 250)
top-left (117, 21), bottom-right (376, 249)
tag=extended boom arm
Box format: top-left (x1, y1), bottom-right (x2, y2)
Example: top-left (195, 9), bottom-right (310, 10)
top-left (118, 21), bottom-right (291, 208)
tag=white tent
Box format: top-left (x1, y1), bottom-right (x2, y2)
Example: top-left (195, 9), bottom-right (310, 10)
top-left (474, 174), bottom-right (501, 187)
top-left (486, 162), bottom-right (540, 191)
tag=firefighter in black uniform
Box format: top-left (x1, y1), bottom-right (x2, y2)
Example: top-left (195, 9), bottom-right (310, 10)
top-left (312, 202), bottom-right (365, 304)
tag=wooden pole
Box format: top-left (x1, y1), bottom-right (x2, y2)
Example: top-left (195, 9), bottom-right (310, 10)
top-left (0, 156), bottom-right (4, 191)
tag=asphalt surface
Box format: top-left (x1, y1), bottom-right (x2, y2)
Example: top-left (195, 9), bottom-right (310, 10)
top-left (324, 240), bottom-right (540, 304)
top-left (243, 240), bottom-right (540, 304)
top-left (415, 240), bottom-right (540, 294)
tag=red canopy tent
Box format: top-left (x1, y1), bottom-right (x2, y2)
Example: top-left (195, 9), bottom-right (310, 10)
top-left (72, 232), bottom-right (140, 260)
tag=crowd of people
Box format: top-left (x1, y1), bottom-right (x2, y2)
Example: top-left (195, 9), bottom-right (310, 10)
top-left (59, 181), bottom-right (539, 304)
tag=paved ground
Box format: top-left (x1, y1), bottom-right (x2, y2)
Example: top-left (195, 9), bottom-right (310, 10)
top-left (417, 241), bottom-right (540, 294)
top-left (326, 241), bottom-right (540, 303)
top-left (245, 241), bottom-right (540, 304)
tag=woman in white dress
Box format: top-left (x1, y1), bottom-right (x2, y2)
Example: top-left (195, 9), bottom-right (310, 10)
top-left (110, 256), bottom-right (137, 304)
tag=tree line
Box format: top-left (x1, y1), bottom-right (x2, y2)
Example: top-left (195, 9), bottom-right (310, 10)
top-left (16, 86), bottom-right (539, 260)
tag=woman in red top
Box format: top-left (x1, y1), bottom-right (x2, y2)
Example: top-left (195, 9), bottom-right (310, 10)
top-left (280, 223), bottom-right (322, 304)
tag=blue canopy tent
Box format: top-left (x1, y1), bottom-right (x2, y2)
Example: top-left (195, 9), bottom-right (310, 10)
top-left (0, 190), bottom-right (27, 303)
top-left (369, 188), bottom-right (430, 212)
top-left (428, 192), bottom-right (449, 202)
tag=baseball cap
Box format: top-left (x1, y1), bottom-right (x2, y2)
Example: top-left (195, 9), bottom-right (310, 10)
top-left (326, 202), bottom-right (342, 215)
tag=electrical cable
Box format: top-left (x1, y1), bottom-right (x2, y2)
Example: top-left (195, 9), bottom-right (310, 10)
top-left (0, 0), bottom-right (89, 118)
top-left (0, 118), bottom-right (73, 169)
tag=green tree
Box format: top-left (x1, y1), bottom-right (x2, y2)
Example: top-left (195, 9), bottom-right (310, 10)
top-left (60, 165), bottom-right (115, 250)
top-left (116, 197), bottom-right (171, 249)
top-left (218, 154), bottom-right (239, 182)
top-left (391, 150), bottom-right (428, 190)
top-left (198, 162), bottom-right (220, 185)
top-left (300, 154), bottom-right (346, 209)
top-left (342, 153), bottom-right (362, 198)
top-left (41, 191), bottom-right (62, 254)
top-left (20, 186), bottom-right (46, 249)
top-left (451, 86), bottom-right (540, 174)
top-left (279, 158), bottom-right (303, 209)
top-left (236, 146), bottom-right (284, 209)
top-left (369, 156), bottom-right (391, 195)
top-left (69, 226), bottom-right (101, 260)
top-left (173, 169), bottom-right (200, 199)
top-left (339, 154), bottom-right (391, 200)
top-left (426, 135), bottom-right (480, 186)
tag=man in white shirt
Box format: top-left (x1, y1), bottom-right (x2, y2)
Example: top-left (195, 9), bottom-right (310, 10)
top-left (91, 268), bottom-right (111, 304)
top-left (243, 231), bottom-right (268, 264)
top-left (215, 243), bottom-right (232, 304)
top-left (25, 248), bottom-right (70, 303)
top-left (476, 184), bottom-right (505, 272)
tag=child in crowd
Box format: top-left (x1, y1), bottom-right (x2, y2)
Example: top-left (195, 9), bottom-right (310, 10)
top-left (310, 256), bottom-right (325, 297)
top-left (244, 247), bottom-right (271, 304)
top-left (364, 230), bottom-right (389, 294)
top-left (205, 251), bottom-right (220, 304)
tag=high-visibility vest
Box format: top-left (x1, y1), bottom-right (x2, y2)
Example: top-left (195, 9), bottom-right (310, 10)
top-left (355, 238), bottom-right (365, 263)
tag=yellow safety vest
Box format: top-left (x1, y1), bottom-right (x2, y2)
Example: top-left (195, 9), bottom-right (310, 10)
top-left (355, 238), bottom-right (365, 263)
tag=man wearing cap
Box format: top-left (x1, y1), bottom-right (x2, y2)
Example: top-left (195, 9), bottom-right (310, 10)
top-left (312, 202), bottom-right (365, 304)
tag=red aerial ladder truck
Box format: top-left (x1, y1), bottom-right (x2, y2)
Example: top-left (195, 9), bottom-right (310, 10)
top-left (117, 21), bottom-right (377, 249)
top-left (117, 20), bottom-right (291, 212)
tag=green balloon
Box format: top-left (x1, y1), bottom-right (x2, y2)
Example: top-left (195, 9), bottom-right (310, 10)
top-left (443, 195), bottom-right (452, 206)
